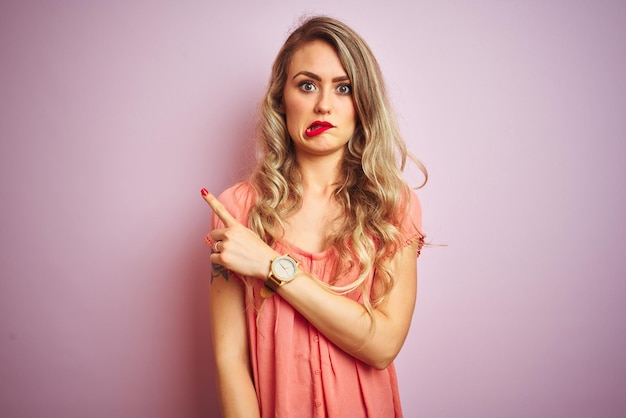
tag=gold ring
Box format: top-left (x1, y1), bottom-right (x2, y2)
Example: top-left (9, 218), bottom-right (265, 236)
top-left (213, 240), bottom-right (222, 253)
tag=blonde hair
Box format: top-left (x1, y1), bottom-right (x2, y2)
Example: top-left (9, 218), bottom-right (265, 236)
top-left (249, 16), bottom-right (426, 314)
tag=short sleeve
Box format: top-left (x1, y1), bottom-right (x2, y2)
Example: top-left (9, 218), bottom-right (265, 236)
top-left (400, 190), bottom-right (425, 258)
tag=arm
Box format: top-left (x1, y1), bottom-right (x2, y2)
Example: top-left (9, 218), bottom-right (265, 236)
top-left (209, 266), bottom-right (260, 418)
top-left (277, 241), bottom-right (418, 369)
top-left (202, 190), bottom-right (419, 369)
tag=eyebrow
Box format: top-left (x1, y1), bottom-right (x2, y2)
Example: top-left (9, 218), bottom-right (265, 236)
top-left (292, 71), bottom-right (350, 82)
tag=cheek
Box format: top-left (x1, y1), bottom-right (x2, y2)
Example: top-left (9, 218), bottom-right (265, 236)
top-left (284, 101), bottom-right (311, 137)
top-left (283, 96), bottom-right (303, 138)
top-left (284, 96), bottom-right (306, 119)
top-left (345, 102), bottom-right (357, 125)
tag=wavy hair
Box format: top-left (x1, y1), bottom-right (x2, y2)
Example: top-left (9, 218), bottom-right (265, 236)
top-left (248, 16), bottom-right (426, 317)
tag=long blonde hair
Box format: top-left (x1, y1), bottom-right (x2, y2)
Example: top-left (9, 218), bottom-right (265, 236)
top-left (249, 16), bottom-right (426, 311)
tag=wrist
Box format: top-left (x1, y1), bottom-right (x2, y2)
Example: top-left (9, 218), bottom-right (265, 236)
top-left (256, 250), bottom-right (281, 279)
top-left (260, 254), bottom-right (299, 299)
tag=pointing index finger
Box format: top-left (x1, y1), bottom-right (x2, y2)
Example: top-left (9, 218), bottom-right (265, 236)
top-left (201, 189), bottom-right (237, 226)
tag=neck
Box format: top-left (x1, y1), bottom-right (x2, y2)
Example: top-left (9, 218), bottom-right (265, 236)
top-left (296, 154), bottom-right (343, 196)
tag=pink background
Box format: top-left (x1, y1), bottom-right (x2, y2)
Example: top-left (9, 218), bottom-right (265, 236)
top-left (1, 1), bottom-right (624, 417)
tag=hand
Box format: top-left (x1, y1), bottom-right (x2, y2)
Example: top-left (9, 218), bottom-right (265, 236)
top-left (201, 188), bottom-right (280, 279)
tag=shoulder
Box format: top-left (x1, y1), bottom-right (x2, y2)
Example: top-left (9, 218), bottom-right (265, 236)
top-left (215, 181), bottom-right (257, 224)
top-left (398, 188), bottom-right (422, 227)
top-left (218, 181), bottom-right (256, 206)
top-left (407, 189), bottom-right (422, 226)
top-left (398, 188), bottom-right (423, 248)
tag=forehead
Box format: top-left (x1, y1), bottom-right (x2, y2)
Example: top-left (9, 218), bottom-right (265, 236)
top-left (288, 40), bottom-right (347, 76)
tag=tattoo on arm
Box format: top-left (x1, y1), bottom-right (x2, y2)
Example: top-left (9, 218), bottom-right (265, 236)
top-left (211, 263), bottom-right (229, 284)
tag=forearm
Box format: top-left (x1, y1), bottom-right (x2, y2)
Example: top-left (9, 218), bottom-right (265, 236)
top-left (215, 363), bottom-right (260, 418)
top-left (277, 268), bottom-right (414, 369)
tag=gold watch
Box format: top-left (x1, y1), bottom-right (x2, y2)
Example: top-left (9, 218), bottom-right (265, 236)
top-left (260, 255), bottom-right (299, 298)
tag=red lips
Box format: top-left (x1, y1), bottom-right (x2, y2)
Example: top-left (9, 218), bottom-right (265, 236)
top-left (305, 120), bottom-right (334, 137)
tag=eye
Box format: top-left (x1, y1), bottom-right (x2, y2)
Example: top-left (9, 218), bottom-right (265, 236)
top-left (299, 81), bottom-right (316, 92)
top-left (336, 84), bottom-right (352, 95)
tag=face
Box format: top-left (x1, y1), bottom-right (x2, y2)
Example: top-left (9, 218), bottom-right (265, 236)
top-left (283, 40), bottom-right (357, 160)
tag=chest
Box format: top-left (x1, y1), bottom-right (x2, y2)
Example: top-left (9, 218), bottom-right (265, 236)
top-left (283, 201), bottom-right (342, 254)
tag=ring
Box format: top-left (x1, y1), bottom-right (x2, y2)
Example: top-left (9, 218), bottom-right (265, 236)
top-left (212, 240), bottom-right (222, 253)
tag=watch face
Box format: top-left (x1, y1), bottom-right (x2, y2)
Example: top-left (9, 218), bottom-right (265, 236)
top-left (273, 257), bottom-right (297, 280)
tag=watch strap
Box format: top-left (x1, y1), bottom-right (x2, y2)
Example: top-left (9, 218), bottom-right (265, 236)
top-left (260, 285), bottom-right (274, 299)
top-left (265, 274), bottom-right (282, 292)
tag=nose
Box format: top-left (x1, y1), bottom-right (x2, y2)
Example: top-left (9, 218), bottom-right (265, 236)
top-left (314, 90), bottom-right (331, 115)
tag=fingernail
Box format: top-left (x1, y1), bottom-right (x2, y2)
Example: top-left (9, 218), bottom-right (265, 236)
top-left (200, 188), bottom-right (208, 197)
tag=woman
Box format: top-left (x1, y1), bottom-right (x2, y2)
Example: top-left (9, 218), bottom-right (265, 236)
top-left (201, 16), bottom-right (426, 417)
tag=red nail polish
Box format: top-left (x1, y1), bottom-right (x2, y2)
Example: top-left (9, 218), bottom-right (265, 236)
top-left (201, 188), bottom-right (208, 197)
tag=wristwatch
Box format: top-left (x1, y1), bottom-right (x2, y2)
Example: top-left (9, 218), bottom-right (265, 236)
top-left (260, 255), bottom-right (299, 298)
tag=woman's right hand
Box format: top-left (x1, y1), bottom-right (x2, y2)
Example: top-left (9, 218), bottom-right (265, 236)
top-left (201, 188), bottom-right (280, 280)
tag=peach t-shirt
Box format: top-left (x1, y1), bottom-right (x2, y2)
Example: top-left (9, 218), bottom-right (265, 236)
top-left (206, 182), bottom-right (423, 418)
